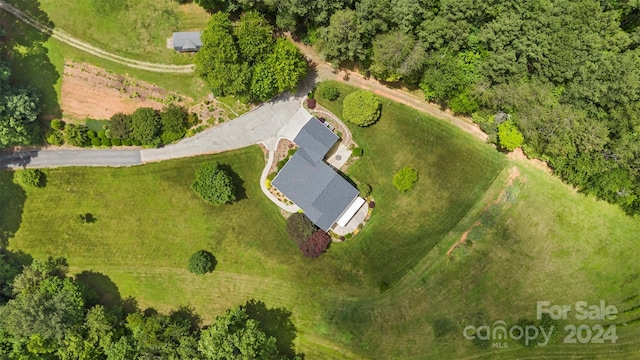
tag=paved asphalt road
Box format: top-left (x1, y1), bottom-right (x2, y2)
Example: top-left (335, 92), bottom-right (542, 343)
top-left (0, 93), bottom-right (310, 169)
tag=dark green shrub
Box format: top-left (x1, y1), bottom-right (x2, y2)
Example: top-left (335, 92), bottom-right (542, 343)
top-left (46, 130), bottom-right (64, 146)
top-left (130, 107), bottom-right (161, 145)
top-left (131, 139), bottom-right (142, 146)
top-left (97, 130), bottom-right (107, 139)
top-left (286, 213), bottom-right (316, 245)
top-left (191, 162), bottom-right (236, 205)
top-left (87, 130), bottom-right (97, 139)
top-left (188, 250), bottom-right (217, 275)
top-left (101, 137), bottom-right (112, 147)
top-left (75, 213), bottom-right (95, 224)
top-left (266, 172), bottom-right (277, 181)
top-left (307, 92), bottom-right (315, 99)
top-left (351, 147), bottom-right (363, 157)
top-left (108, 112), bottom-right (132, 139)
top-left (50, 119), bottom-right (64, 130)
top-left (379, 281), bottom-right (389, 293)
top-left (111, 138), bottom-right (122, 146)
top-left (187, 112), bottom-right (200, 128)
top-left (319, 83), bottom-right (340, 101)
top-left (345, 233), bottom-right (353, 239)
top-left (122, 138), bottom-right (132, 146)
top-left (64, 124), bottom-right (90, 147)
top-left (15, 169), bottom-right (45, 188)
top-left (277, 159), bottom-right (288, 171)
top-left (287, 148), bottom-right (297, 156)
top-left (357, 183), bottom-right (371, 197)
top-left (91, 138), bottom-right (101, 146)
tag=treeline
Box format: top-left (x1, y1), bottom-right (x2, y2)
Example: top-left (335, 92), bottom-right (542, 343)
top-left (46, 105), bottom-right (198, 148)
top-left (194, 11), bottom-right (307, 101)
top-left (0, 254), bottom-right (301, 359)
top-left (194, 0), bottom-right (640, 214)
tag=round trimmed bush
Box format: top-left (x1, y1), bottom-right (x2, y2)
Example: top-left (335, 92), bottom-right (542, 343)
top-left (111, 138), bottom-right (122, 146)
top-left (50, 119), bottom-right (64, 130)
top-left (91, 138), bottom-right (101, 146)
top-left (343, 90), bottom-right (381, 126)
top-left (357, 183), bottom-right (372, 197)
top-left (131, 139), bottom-right (142, 146)
top-left (15, 169), bottom-right (45, 188)
top-left (191, 162), bottom-right (236, 205)
top-left (46, 130), bottom-right (64, 146)
top-left (122, 138), bottom-right (132, 146)
top-left (393, 166), bottom-right (418, 192)
top-left (87, 130), bottom-right (97, 139)
top-left (188, 250), bottom-right (216, 275)
top-left (319, 83), bottom-right (340, 101)
top-left (101, 137), bottom-right (112, 147)
top-left (351, 147), bottom-right (363, 157)
top-left (97, 129), bottom-right (107, 139)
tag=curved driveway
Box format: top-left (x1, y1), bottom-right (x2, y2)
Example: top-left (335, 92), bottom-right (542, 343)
top-left (0, 93), bottom-right (310, 170)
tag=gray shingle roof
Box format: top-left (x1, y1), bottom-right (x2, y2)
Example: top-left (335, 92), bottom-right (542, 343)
top-left (173, 32), bottom-right (202, 52)
top-left (272, 118), bottom-right (359, 231)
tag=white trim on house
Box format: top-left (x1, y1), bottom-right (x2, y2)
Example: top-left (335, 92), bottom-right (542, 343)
top-left (335, 197), bottom-right (366, 227)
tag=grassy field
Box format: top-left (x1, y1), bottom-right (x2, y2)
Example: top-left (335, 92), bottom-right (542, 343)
top-left (3, 82), bottom-right (640, 358)
top-left (10, 0), bottom-right (210, 64)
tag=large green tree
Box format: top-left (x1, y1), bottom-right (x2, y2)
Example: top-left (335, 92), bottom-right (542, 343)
top-left (199, 306), bottom-right (279, 359)
top-left (0, 61), bottom-right (40, 148)
top-left (195, 12), bottom-right (251, 96)
top-left (191, 162), bottom-right (237, 205)
top-left (130, 107), bottom-right (161, 146)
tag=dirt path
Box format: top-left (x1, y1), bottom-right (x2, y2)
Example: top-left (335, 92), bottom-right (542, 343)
top-left (0, 1), bottom-right (194, 73)
top-left (293, 39), bottom-right (488, 142)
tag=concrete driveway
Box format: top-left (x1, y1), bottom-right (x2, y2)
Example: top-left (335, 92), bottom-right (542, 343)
top-left (0, 93), bottom-right (309, 169)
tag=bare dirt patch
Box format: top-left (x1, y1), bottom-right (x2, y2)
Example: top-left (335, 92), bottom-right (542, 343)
top-left (61, 60), bottom-right (185, 121)
top-left (507, 148), bottom-right (552, 174)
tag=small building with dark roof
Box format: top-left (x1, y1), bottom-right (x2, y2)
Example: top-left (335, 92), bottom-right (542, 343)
top-left (272, 118), bottom-right (363, 231)
top-left (172, 32), bottom-right (202, 52)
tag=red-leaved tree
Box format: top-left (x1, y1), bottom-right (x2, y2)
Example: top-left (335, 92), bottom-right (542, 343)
top-left (298, 230), bottom-right (331, 258)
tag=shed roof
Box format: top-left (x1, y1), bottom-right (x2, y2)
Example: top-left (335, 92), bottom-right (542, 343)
top-left (172, 32), bottom-right (202, 51)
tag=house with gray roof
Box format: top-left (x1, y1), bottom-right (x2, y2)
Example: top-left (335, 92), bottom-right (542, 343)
top-left (272, 118), bottom-right (364, 231)
top-left (172, 32), bottom-right (202, 52)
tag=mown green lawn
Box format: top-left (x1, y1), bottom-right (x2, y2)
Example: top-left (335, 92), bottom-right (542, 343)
top-left (315, 82), bottom-right (640, 358)
top-left (10, 0), bottom-right (209, 64)
top-left (3, 82), bottom-right (639, 358)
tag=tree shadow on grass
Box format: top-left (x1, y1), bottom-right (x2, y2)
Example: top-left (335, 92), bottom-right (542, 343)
top-left (75, 270), bottom-right (124, 310)
top-left (0, 171), bottom-right (26, 249)
top-left (243, 299), bottom-right (301, 358)
top-left (170, 305), bottom-right (203, 332)
top-left (0, 0), bottom-right (61, 123)
top-left (218, 163), bottom-right (247, 202)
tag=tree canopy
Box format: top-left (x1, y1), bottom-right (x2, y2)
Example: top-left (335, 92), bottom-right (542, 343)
top-left (0, 256), bottom-right (302, 358)
top-left (343, 90), bottom-right (381, 126)
top-left (195, 12), bottom-right (307, 101)
top-left (191, 162), bottom-right (237, 205)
